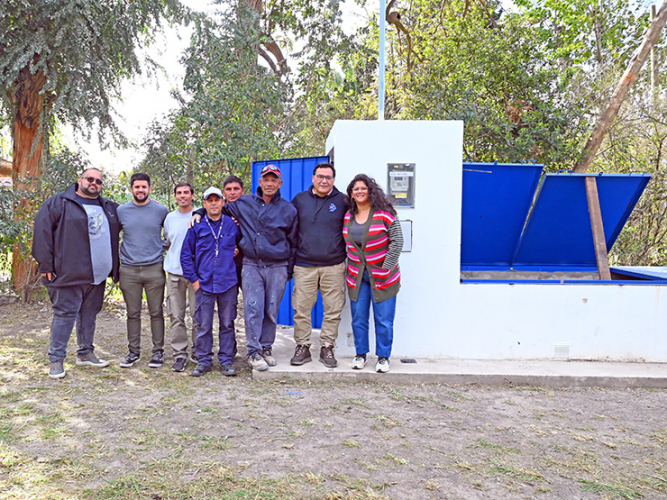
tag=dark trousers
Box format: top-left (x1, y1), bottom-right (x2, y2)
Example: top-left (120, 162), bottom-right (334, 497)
top-left (47, 282), bottom-right (106, 362)
top-left (194, 286), bottom-right (238, 366)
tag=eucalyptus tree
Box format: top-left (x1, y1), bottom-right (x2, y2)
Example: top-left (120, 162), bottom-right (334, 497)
top-left (0, 0), bottom-right (185, 294)
top-left (140, 0), bottom-right (358, 194)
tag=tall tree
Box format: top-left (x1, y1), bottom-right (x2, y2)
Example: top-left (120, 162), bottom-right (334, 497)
top-left (0, 0), bottom-right (185, 296)
top-left (140, 0), bottom-right (358, 194)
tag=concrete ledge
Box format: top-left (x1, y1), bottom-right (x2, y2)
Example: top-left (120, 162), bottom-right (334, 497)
top-left (251, 329), bottom-right (667, 388)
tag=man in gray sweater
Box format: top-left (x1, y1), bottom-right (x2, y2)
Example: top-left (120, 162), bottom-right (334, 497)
top-left (117, 173), bottom-right (169, 368)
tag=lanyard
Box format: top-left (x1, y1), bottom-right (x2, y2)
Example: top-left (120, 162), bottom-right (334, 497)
top-left (205, 216), bottom-right (224, 257)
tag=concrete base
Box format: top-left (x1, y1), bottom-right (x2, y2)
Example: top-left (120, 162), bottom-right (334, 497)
top-left (252, 328), bottom-right (667, 389)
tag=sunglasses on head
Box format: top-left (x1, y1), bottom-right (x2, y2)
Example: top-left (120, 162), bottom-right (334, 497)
top-left (84, 176), bottom-right (103, 186)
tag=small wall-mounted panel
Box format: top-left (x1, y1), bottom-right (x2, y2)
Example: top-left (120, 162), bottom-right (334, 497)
top-left (388, 163), bottom-right (415, 208)
top-left (400, 220), bottom-right (412, 252)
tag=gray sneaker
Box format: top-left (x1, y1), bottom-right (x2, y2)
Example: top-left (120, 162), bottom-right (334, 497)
top-left (49, 360), bottom-right (66, 379)
top-left (75, 352), bottom-right (110, 367)
top-left (221, 363), bottom-right (237, 376)
top-left (262, 348), bottom-right (277, 367)
top-left (247, 352), bottom-right (269, 371)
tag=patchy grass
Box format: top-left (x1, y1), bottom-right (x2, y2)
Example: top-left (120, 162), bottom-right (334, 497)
top-left (577, 478), bottom-right (641, 499)
top-left (2, 301), bottom-right (667, 499)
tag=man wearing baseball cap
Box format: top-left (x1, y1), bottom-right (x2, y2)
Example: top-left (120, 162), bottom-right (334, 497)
top-left (181, 187), bottom-right (240, 376)
top-left (192, 164), bottom-right (297, 371)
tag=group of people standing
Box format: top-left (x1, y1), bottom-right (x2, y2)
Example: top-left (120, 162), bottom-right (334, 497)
top-left (32, 162), bottom-right (403, 379)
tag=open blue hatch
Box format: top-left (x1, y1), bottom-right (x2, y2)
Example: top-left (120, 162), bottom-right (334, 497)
top-left (460, 162), bottom-right (664, 284)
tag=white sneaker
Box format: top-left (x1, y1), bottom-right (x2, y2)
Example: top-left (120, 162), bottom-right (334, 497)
top-left (376, 357), bottom-right (390, 373)
top-left (262, 348), bottom-right (277, 367)
top-left (248, 352), bottom-right (269, 371)
top-left (351, 355), bottom-right (367, 370)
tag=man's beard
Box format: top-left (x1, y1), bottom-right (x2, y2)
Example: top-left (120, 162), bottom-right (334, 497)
top-left (133, 193), bottom-right (148, 203)
top-left (79, 185), bottom-right (99, 198)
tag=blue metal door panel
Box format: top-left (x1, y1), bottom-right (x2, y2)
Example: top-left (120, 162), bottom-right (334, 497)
top-left (513, 173), bottom-right (650, 267)
top-left (461, 163), bottom-right (543, 267)
top-left (252, 156), bottom-right (330, 327)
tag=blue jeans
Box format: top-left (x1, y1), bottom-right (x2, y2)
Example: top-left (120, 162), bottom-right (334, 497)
top-left (47, 282), bottom-right (106, 362)
top-left (242, 265), bottom-right (288, 357)
top-left (193, 286), bottom-right (238, 366)
top-left (350, 270), bottom-right (397, 359)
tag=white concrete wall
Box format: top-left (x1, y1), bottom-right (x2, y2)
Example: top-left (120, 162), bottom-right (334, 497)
top-left (326, 120), bottom-right (667, 362)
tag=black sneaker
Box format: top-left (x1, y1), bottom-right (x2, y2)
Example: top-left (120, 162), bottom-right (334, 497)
top-left (172, 357), bottom-right (187, 372)
top-left (290, 344), bottom-right (312, 365)
top-left (148, 351), bottom-right (164, 368)
top-left (120, 352), bottom-right (140, 368)
top-left (192, 364), bottom-right (211, 377)
top-left (189, 352), bottom-right (198, 364)
top-left (319, 345), bottom-right (338, 368)
top-left (221, 363), bottom-right (237, 377)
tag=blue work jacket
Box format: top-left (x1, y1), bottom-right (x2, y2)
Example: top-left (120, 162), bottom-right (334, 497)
top-left (181, 214), bottom-right (239, 294)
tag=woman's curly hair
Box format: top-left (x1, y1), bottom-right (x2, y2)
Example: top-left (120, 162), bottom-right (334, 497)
top-left (345, 174), bottom-right (396, 216)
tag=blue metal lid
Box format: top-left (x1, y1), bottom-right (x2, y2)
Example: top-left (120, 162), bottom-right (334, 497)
top-left (461, 162), bottom-right (543, 267)
top-left (512, 173), bottom-right (650, 267)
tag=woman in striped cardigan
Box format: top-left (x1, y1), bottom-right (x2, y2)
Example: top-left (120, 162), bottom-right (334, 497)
top-left (343, 174), bottom-right (403, 373)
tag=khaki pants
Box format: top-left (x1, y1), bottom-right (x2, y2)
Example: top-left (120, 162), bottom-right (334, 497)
top-left (292, 262), bottom-right (346, 347)
top-left (166, 273), bottom-right (197, 359)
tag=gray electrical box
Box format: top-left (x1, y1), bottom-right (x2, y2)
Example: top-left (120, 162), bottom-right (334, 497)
top-left (388, 163), bottom-right (415, 208)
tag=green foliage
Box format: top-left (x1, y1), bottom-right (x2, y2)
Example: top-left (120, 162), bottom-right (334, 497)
top-left (2, 0), bottom-right (664, 267)
top-left (514, 0), bottom-right (650, 69)
top-left (0, 0), bottom-right (186, 146)
top-left (139, 0), bottom-right (361, 195)
top-left (141, 5), bottom-right (286, 196)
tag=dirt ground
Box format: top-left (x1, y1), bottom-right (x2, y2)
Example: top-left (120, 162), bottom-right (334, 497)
top-left (1, 299), bottom-right (667, 500)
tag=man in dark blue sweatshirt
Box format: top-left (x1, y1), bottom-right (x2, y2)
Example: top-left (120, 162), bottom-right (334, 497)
top-left (289, 162), bottom-right (347, 368)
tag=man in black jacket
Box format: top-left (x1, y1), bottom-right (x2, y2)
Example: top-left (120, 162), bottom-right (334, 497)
top-left (289, 162), bottom-right (347, 368)
top-left (32, 168), bottom-right (121, 379)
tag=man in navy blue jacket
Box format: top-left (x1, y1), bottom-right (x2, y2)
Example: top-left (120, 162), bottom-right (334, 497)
top-left (181, 187), bottom-right (240, 377)
top-left (290, 162), bottom-right (347, 368)
top-left (32, 168), bottom-right (120, 379)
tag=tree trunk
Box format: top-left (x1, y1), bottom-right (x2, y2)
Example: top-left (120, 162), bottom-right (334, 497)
top-left (573, 0), bottom-right (667, 173)
top-left (10, 66), bottom-right (47, 300)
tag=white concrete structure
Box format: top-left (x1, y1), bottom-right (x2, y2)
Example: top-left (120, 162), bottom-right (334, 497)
top-left (326, 120), bottom-right (667, 362)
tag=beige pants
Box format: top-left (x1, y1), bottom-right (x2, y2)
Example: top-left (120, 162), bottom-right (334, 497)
top-left (166, 273), bottom-right (197, 358)
top-left (292, 262), bottom-right (346, 347)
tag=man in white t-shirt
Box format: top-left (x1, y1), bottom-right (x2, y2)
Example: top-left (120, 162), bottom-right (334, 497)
top-left (163, 183), bottom-right (198, 372)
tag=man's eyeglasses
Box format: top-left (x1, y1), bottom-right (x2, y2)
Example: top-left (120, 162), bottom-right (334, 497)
top-left (315, 174), bottom-right (333, 181)
top-left (84, 176), bottom-right (103, 186)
